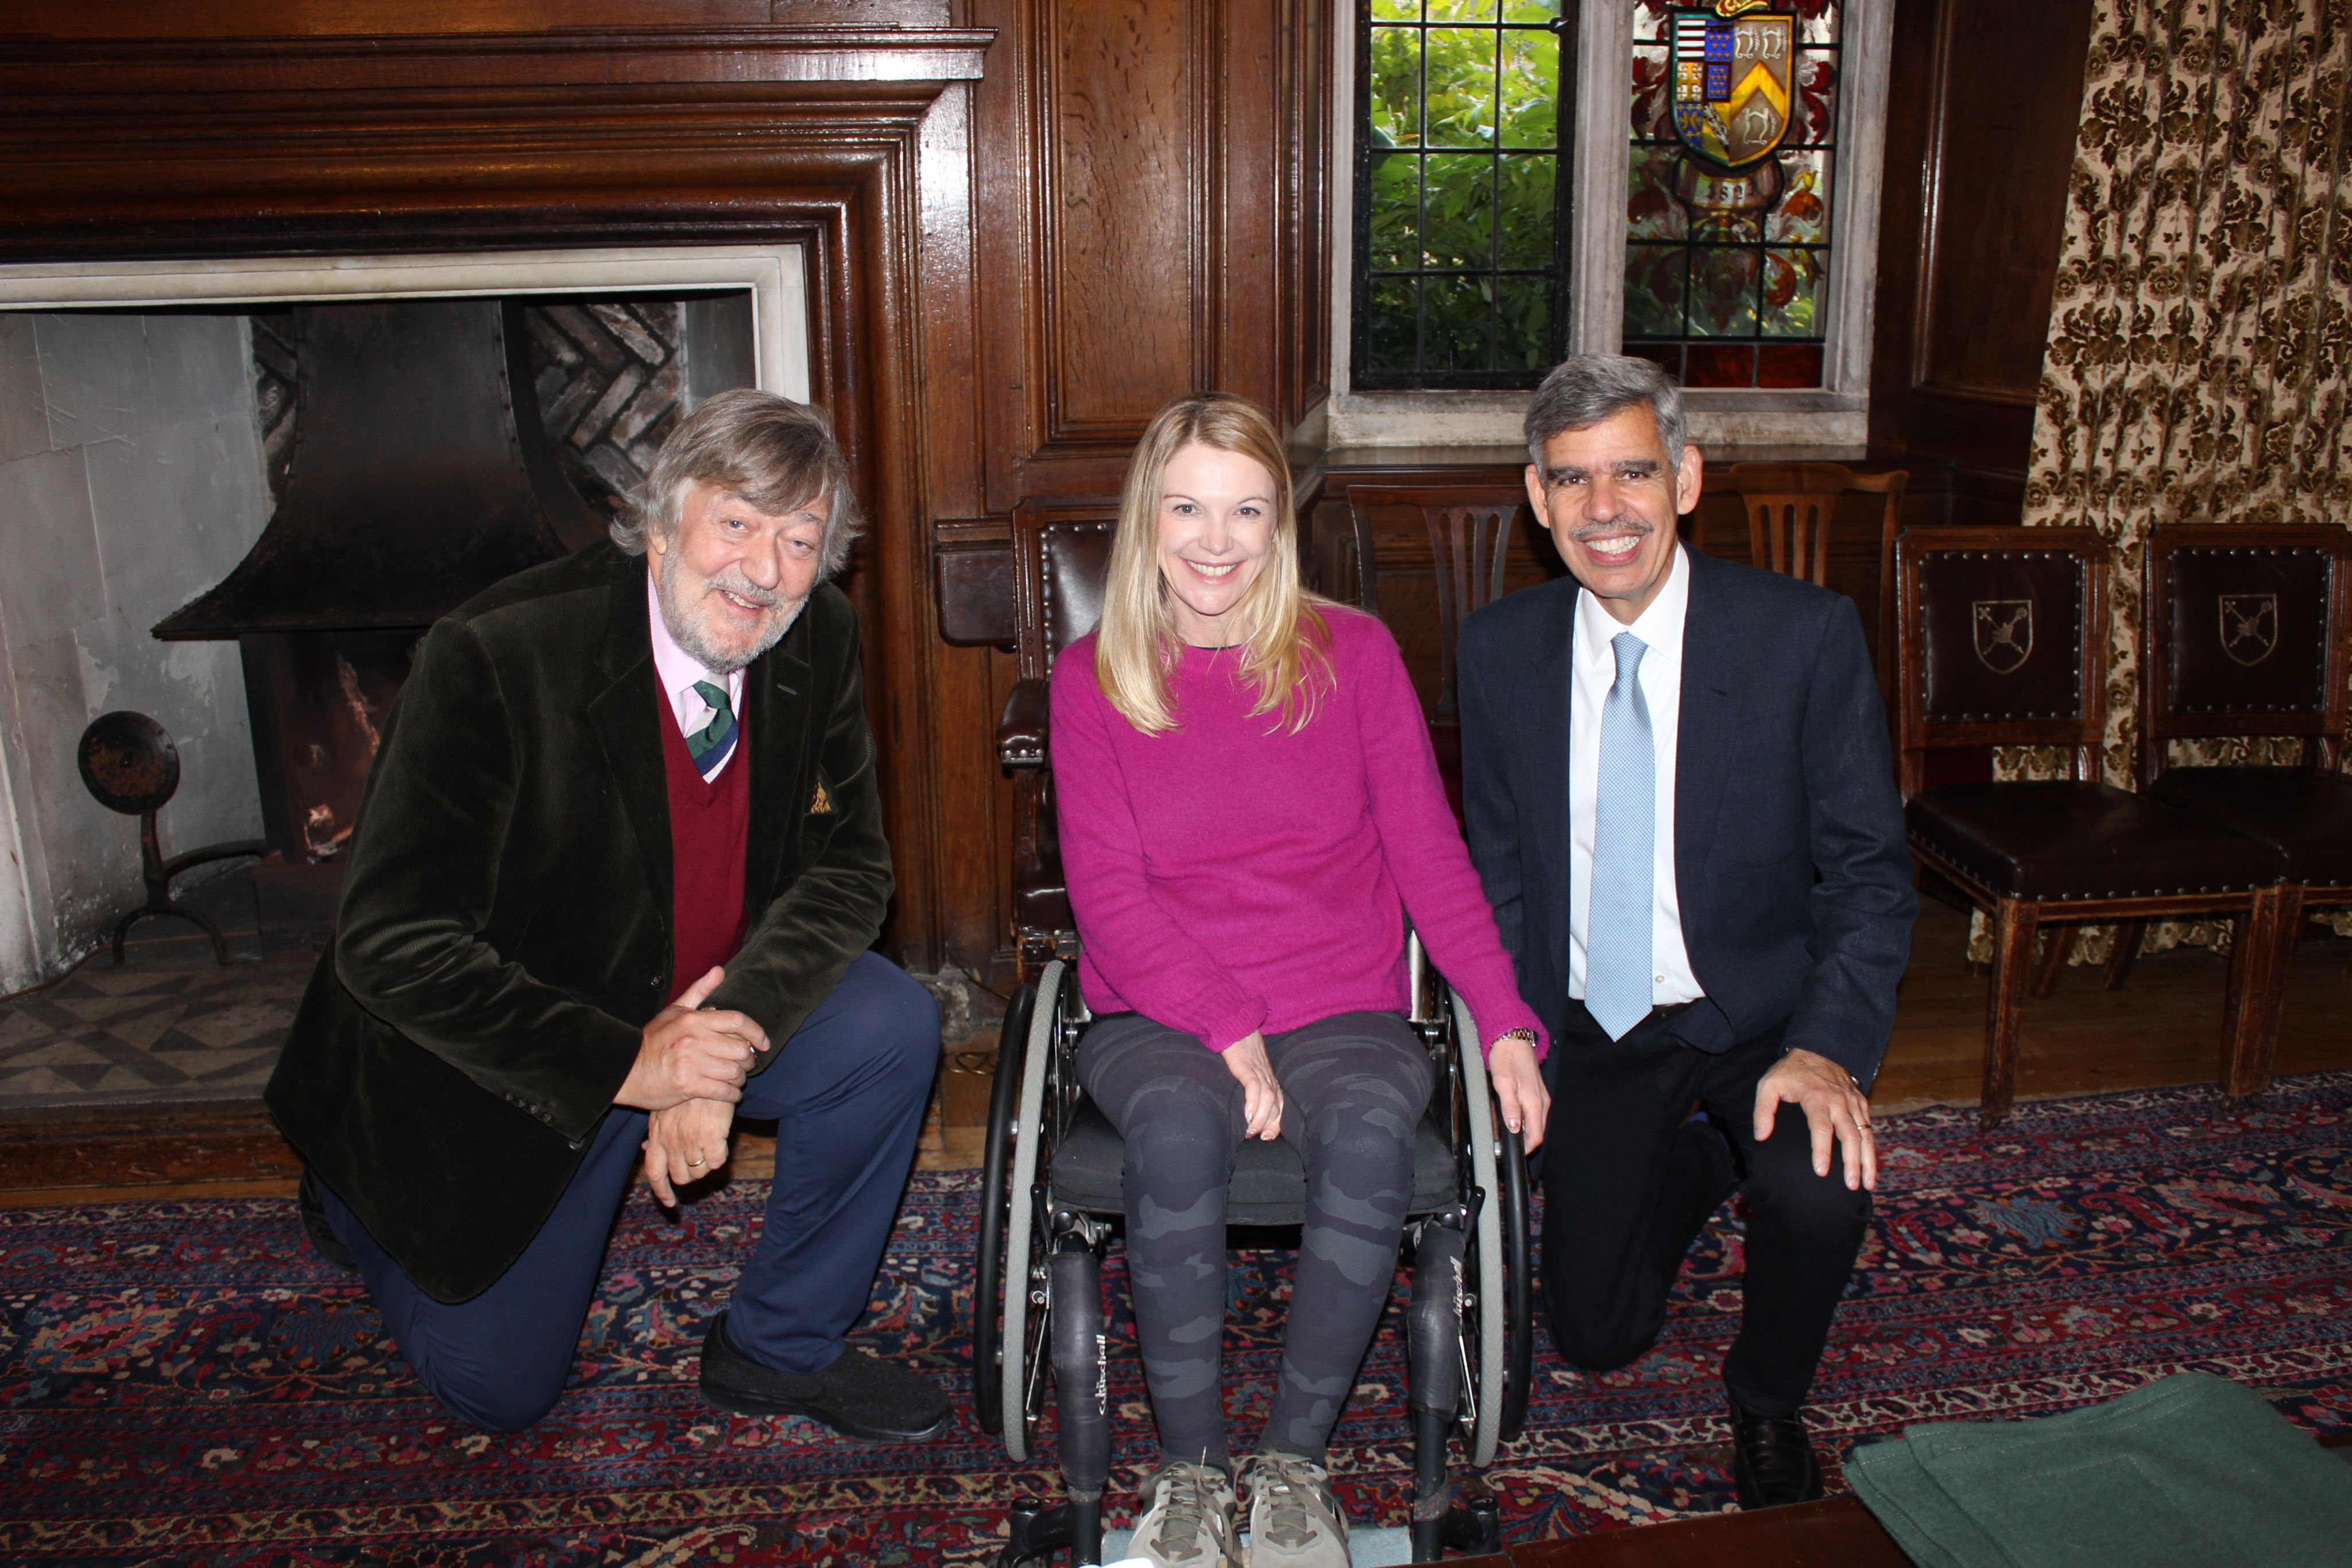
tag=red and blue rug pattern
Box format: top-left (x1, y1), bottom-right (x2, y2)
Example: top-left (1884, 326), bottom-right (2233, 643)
top-left (3, 1073), bottom-right (2348, 1563)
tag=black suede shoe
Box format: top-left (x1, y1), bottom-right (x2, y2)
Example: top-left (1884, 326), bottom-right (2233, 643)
top-left (297, 1167), bottom-right (359, 1273)
top-left (1730, 1397), bottom-right (1823, 1509)
top-left (698, 1310), bottom-right (950, 1442)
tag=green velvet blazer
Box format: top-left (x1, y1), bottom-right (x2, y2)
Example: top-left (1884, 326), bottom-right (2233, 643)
top-left (265, 541), bottom-right (893, 1303)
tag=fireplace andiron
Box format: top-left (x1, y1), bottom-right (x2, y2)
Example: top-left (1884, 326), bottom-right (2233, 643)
top-left (76, 711), bottom-right (266, 966)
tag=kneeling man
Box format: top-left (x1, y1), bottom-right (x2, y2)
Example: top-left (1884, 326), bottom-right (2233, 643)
top-left (269, 389), bottom-right (947, 1439)
top-left (1459, 357), bottom-right (1914, 1505)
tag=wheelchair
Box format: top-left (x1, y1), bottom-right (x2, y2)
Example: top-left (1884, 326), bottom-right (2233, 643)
top-left (972, 939), bottom-right (1533, 1565)
top-left (973, 500), bottom-right (1536, 1564)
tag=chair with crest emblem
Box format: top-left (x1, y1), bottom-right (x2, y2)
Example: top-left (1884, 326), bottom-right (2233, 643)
top-left (1890, 528), bottom-right (2287, 1126)
top-left (2099, 525), bottom-right (2352, 1100)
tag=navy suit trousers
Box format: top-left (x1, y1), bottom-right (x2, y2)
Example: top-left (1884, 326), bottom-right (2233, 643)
top-left (318, 951), bottom-right (940, 1432)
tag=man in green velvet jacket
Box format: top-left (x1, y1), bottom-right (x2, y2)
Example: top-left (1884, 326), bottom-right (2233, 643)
top-left (267, 390), bottom-right (949, 1440)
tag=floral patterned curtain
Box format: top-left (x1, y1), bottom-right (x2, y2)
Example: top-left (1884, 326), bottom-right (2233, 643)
top-left (2009, 0), bottom-right (2352, 958)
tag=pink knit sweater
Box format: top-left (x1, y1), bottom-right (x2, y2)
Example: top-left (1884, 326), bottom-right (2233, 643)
top-left (1050, 607), bottom-right (1546, 1060)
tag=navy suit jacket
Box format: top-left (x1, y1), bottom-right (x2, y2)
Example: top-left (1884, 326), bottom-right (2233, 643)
top-left (1456, 544), bottom-right (1915, 1089)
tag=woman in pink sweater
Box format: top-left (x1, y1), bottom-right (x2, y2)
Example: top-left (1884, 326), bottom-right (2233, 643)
top-left (1050, 393), bottom-right (1549, 1568)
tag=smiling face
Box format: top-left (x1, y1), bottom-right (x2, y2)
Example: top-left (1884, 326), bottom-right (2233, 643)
top-left (649, 479), bottom-right (829, 672)
top-left (1524, 405), bottom-right (1704, 625)
top-left (1155, 441), bottom-right (1278, 647)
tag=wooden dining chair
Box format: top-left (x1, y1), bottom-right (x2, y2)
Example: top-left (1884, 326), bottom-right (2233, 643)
top-left (1722, 461), bottom-right (1908, 692)
top-left (1891, 528), bottom-right (2287, 1126)
top-left (2118, 524), bottom-right (2352, 1100)
top-left (1344, 486), bottom-right (1534, 720)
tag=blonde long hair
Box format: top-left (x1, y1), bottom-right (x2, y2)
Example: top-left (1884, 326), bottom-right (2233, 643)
top-left (1094, 393), bottom-right (1332, 735)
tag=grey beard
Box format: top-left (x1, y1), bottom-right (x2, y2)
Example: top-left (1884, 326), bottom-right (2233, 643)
top-left (657, 548), bottom-right (805, 674)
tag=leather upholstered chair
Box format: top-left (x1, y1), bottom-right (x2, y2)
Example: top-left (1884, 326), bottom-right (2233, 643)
top-left (1892, 528), bottom-right (2287, 1126)
top-left (1720, 461), bottom-right (1908, 695)
top-left (995, 496), bottom-right (1119, 977)
top-left (2113, 525), bottom-right (2352, 1098)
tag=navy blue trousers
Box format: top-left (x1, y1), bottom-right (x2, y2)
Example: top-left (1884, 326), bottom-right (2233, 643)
top-left (319, 952), bottom-right (941, 1432)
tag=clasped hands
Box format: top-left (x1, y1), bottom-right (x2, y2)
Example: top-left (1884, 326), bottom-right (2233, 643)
top-left (1218, 1027), bottom-right (1550, 1153)
top-left (614, 965), bottom-right (769, 1206)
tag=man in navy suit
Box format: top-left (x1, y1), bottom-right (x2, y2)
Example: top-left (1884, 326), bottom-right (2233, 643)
top-left (1458, 355), bottom-right (1914, 1507)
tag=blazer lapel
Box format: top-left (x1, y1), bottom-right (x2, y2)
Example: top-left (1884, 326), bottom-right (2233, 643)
top-left (1524, 580), bottom-right (1578, 992)
top-left (741, 612), bottom-right (813, 904)
top-left (587, 557), bottom-right (674, 933)
top-left (1674, 545), bottom-right (1738, 908)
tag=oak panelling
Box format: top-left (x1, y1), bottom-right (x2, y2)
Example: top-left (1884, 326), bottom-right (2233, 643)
top-left (1039, 0), bottom-right (1207, 446)
top-left (1869, 0), bottom-right (2094, 476)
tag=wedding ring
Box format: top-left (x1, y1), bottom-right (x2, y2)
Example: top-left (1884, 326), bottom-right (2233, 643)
top-left (687, 1153), bottom-right (706, 1167)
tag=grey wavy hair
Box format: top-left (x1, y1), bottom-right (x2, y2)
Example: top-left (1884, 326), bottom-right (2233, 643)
top-left (1524, 354), bottom-right (1690, 467)
top-left (612, 387), bottom-right (863, 578)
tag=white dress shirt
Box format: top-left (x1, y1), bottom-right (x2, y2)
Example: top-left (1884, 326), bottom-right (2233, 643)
top-left (647, 571), bottom-right (745, 778)
top-left (1568, 542), bottom-right (1703, 1006)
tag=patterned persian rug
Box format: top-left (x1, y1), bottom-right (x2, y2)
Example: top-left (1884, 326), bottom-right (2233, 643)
top-left (2, 1074), bottom-right (2347, 1565)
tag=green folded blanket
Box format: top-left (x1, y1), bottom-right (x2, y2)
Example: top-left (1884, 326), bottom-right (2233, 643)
top-left (1846, 1372), bottom-right (2352, 1568)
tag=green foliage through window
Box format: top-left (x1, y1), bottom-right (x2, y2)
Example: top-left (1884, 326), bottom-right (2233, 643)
top-left (1355, 2), bottom-right (1570, 390)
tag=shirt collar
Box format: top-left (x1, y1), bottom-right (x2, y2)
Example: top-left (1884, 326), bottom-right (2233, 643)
top-left (1573, 539), bottom-right (1691, 663)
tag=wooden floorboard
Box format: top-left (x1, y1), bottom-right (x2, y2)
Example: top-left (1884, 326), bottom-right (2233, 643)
top-left (6, 902), bottom-right (2348, 1205)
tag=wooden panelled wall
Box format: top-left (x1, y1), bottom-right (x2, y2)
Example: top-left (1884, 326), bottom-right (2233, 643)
top-left (0, 0), bottom-right (2097, 989)
top-left (1866, 0), bottom-right (2095, 525)
top-left (0, 0), bottom-right (1329, 990)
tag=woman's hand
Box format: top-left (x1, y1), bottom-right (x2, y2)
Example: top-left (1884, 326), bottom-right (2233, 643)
top-left (1488, 1034), bottom-right (1549, 1153)
top-left (1220, 1031), bottom-right (1284, 1140)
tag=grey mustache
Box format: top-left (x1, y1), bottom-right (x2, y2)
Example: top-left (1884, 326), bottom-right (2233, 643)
top-left (707, 571), bottom-right (783, 609)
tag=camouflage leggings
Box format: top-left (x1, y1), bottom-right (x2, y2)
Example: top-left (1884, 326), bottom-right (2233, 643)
top-left (1075, 1010), bottom-right (1434, 1468)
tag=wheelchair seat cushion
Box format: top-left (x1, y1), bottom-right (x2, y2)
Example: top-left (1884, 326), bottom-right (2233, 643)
top-left (1048, 1095), bottom-right (1461, 1226)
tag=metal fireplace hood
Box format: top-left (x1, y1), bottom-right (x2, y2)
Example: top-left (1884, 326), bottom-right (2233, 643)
top-left (154, 297), bottom-right (604, 640)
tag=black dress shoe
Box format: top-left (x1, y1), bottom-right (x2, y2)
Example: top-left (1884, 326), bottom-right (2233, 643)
top-left (698, 1310), bottom-right (950, 1442)
top-left (297, 1167), bottom-right (360, 1273)
top-left (1730, 1397), bottom-right (1824, 1509)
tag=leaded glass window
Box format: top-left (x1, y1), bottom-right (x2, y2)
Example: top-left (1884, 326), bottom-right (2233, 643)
top-left (1624, 1), bottom-right (1842, 388)
top-left (1354, 2), bottom-right (1572, 389)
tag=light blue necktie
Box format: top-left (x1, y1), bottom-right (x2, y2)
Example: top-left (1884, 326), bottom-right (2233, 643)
top-left (1585, 630), bottom-right (1654, 1040)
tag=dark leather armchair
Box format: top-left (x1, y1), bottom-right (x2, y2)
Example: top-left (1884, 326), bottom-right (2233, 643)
top-left (1891, 528), bottom-right (2287, 1126)
top-left (996, 497), bottom-right (1118, 977)
top-left (2121, 525), bottom-right (2352, 1098)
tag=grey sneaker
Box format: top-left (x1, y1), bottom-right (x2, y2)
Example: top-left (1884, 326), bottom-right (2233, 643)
top-left (1237, 1451), bottom-right (1349, 1568)
top-left (1131, 1460), bottom-right (1239, 1568)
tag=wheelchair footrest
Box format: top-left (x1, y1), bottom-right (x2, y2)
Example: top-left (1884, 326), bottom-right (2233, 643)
top-left (1407, 1475), bottom-right (1502, 1561)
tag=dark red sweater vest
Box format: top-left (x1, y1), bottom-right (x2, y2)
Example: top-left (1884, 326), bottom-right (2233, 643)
top-left (658, 698), bottom-right (751, 1004)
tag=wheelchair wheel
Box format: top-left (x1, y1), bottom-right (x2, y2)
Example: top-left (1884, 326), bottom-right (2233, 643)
top-left (996, 959), bottom-right (1071, 1462)
top-left (1450, 993), bottom-right (1511, 1468)
top-left (973, 981), bottom-right (1036, 1435)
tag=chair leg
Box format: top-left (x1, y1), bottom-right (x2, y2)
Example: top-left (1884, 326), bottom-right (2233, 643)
top-left (2103, 919), bottom-right (2148, 991)
top-left (2220, 886), bottom-right (2295, 1106)
top-left (1981, 899), bottom-right (2038, 1130)
top-left (2029, 926), bottom-right (2076, 997)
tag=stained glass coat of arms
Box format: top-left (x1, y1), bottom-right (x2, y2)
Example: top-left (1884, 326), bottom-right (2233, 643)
top-left (1627, 0), bottom-right (1839, 389)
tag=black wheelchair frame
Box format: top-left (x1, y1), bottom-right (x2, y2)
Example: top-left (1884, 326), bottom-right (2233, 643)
top-left (972, 939), bottom-right (1534, 1565)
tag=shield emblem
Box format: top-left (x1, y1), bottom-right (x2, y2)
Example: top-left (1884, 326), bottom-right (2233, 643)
top-left (1972, 599), bottom-right (2034, 674)
top-left (2218, 593), bottom-right (2278, 666)
top-left (1670, 7), bottom-right (1794, 170)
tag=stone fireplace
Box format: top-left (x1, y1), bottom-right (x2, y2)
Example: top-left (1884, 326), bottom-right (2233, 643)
top-left (0, 247), bottom-right (807, 986)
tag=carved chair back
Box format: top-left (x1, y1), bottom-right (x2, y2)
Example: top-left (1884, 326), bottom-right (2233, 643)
top-left (1892, 526), bottom-right (2111, 799)
top-left (2138, 524), bottom-right (2352, 787)
top-left (1345, 486), bottom-right (1537, 720)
